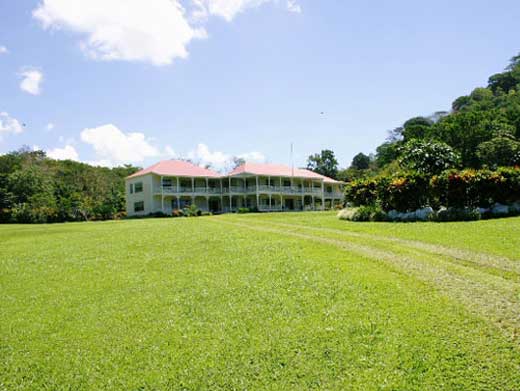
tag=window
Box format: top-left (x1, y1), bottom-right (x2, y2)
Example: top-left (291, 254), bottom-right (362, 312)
top-left (162, 178), bottom-right (173, 187)
top-left (134, 201), bottom-right (144, 212)
top-left (129, 184), bottom-right (134, 194)
top-left (134, 182), bottom-right (143, 193)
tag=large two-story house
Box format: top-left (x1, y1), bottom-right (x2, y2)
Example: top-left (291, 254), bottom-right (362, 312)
top-left (126, 160), bottom-right (344, 216)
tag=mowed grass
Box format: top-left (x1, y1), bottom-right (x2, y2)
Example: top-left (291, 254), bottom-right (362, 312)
top-left (1, 214), bottom-right (520, 390)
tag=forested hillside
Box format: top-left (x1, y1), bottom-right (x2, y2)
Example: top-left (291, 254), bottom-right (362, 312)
top-left (341, 53), bottom-right (520, 180)
top-left (0, 148), bottom-right (138, 223)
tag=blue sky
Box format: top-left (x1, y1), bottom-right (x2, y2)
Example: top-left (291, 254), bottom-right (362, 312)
top-left (1, 0), bottom-right (519, 170)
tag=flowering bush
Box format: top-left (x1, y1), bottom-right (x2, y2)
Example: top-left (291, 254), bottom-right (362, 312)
top-left (344, 167), bottom-right (520, 213)
top-left (344, 177), bottom-right (387, 207)
top-left (379, 173), bottom-right (431, 212)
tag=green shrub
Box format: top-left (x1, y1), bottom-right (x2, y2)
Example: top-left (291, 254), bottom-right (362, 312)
top-left (344, 178), bottom-right (381, 207)
top-left (237, 207), bottom-right (250, 214)
top-left (344, 167), bottom-right (520, 222)
top-left (182, 204), bottom-right (201, 217)
top-left (379, 172), bottom-right (431, 212)
top-left (433, 207), bottom-right (481, 222)
top-left (338, 206), bottom-right (387, 222)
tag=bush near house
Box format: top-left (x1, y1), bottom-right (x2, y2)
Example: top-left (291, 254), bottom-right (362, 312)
top-left (343, 167), bottom-right (520, 221)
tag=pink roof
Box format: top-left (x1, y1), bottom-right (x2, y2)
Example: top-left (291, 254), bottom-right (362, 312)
top-left (228, 162), bottom-right (340, 183)
top-left (127, 160), bottom-right (221, 179)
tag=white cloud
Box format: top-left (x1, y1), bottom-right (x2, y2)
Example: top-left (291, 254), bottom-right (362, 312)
top-left (33, 0), bottom-right (299, 66)
top-left (47, 145), bottom-right (80, 161)
top-left (46, 122), bottom-right (55, 131)
top-left (197, 0), bottom-right (271, 22)
top-left (33, 0), bottom-right (207, 66)
top-left (0, 46), bottom-right (8, 54)
top-left (19, 68), bottom-right (43, 95)
top-left (80, 123), bottom-right (163, 166)
top-left (0, 112), bottom-right (24, 140)
top-left (187, 143), bottom-right (265, 171)
top-left (286, 0), bottom-right (301, 13)
top-left (238, 151), bottom-right (266, 162)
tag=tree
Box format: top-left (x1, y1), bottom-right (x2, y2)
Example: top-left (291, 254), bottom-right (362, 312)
top-left (0, 149), bottom-right (139, 223)
top-left (432, 110), bottom-right (504, 167)
top-left (375, 142), bottom-right (401, 168)
top-left (399, 139), bottom-right (460, 175)
top-left (402, 116), bottom-right (433, 141)
top-left (476, 136), bottom-right (520, 168)
top-left (306, 149), bottom-right (339, 179)
top-left (351, 153), bottom-right (370, 170)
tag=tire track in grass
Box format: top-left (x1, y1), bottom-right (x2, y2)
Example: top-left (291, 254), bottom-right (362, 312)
top-left (231, 218), bottom-right (520, 277)
top-left (215, 219), bottom-right (520, 343)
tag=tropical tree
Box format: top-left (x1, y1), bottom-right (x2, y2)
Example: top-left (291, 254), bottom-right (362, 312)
top-left (306, 149), bottom-right (339, 179)
top-left (351, 152), bottom-right (371, 170)
top-left (477, 136), bottom-right (520, 168)
top-left (399, 139), bottom-right (460, 175)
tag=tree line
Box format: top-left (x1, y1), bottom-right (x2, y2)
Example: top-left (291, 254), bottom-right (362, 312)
top-left (0, 148), bottom-right (138, 223)
top-left (307, 53), bottom-right (520, 180)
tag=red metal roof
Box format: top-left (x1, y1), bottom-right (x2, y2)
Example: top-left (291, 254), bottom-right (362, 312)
top-left (228, 162), bottom-right (340, 183)
top-left (127, 160), bottom-right (221, 179)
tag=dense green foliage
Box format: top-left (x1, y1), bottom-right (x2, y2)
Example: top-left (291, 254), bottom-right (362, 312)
top-left (398, 139), bottom-right (460, 175)
top-left (339, 53), bottom-right (520, 219)
top-left (2, 213), bottom-right (520, 390)
top-left (306, 149), bottom-right (339, 179)
top-left (345, 167), bottom-right (520, 213)
top-left (0, 148), bottom-right (138, 223)
top-left (339, 53), bottom-right (520, 181)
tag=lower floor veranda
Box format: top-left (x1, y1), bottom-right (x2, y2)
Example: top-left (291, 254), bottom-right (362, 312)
top-left (155, 193), bottom-right (343, 214)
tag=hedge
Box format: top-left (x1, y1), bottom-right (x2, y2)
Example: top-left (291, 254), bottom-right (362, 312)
top-left (345, 167), bottom-right (520, 212)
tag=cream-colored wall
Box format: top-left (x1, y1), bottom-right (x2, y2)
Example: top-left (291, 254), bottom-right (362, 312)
top-left (125, 174), bottom-right (154, 216)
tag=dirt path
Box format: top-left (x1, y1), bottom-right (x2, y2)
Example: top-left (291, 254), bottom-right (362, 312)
top-left (215, 219), bottom-right (520, 342)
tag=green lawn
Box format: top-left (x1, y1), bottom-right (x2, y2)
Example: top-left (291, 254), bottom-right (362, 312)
top-left (1, 213), bottom-right (520, 390)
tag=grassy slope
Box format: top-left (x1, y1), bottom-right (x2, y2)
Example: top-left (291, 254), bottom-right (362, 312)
top-left (237, 212), bottom-right (520, 259)
top-left (1, 216), bottom-right (519, 390)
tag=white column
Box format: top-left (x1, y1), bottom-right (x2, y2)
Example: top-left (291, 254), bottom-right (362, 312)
top-left (256, 176), bottom-right (259, 210)
top-left (229, 177), bottom-right (232, 211)
top-left (279, 177), bottom-right (283, 210)
top-left (161, 175), bottom-right (165, 213)
top-left (269, 194), bottom-right (272, 211)
top-left (191, 177), bottom-right (195, 206)
top-left (321, 180), bottom-right (325, 211)
top-left (206, 177), bottom-right (209, 193)
top-left (176, 177), bottom-right (180, 193)
top-left (220, 179), bottom-right (223, 213)
top-left (301, 179), bottom-right (304, 210)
